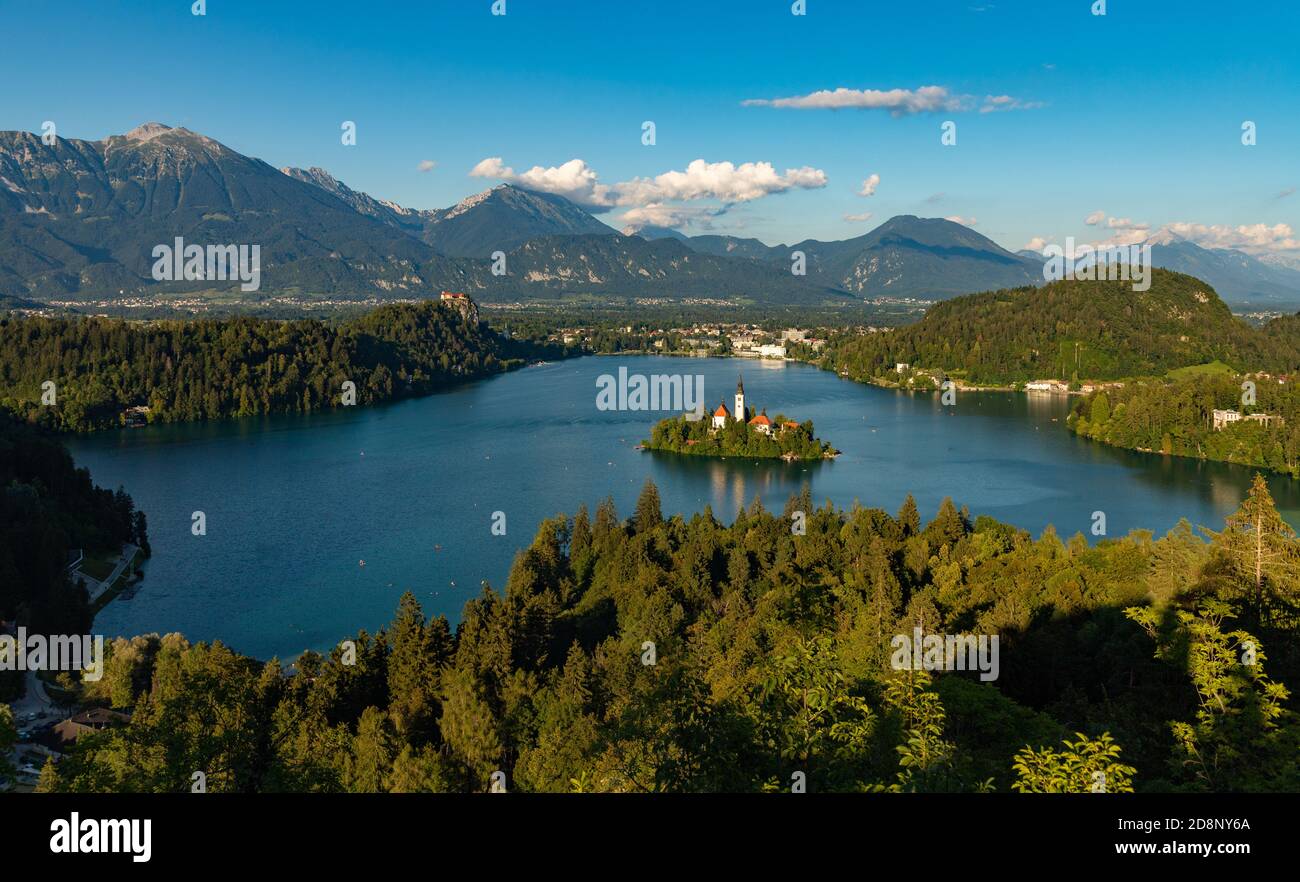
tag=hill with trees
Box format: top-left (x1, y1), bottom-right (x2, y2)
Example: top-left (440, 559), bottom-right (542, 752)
top-left (811, 270), bottom-right (1300, 387)
top-left (0, 299), bottom-right (564, 432)
top-left (1070, 369), bottom-right (1300, 475)
top-left (36, 478), bottom-right (1300, 793)
top-left (0, 414), bottom-right (149, 702)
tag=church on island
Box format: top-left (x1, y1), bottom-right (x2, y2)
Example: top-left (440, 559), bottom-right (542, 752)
top-left (711, 376), bottom-right (798, 437)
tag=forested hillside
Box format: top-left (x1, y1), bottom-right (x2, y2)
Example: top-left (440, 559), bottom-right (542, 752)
top-left (41, 479), bottom-right (1300, 793)
top-left (1070, 370), bottom-right (1300, 476)
top-left (0, 300), bottom-right (563, 432)
top-left (0, 414), bottom-right (147, 698)
top-left (814, 270), bottom-right (1300, 386)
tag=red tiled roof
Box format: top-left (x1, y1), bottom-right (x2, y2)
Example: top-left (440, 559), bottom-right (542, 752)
top-left (749, 413), bottom-right (771, 425)
top-left (714, 403), bottom-right (730, 417)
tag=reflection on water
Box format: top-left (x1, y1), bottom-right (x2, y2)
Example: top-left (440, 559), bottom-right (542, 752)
top-left (647, 449), bottom-right (831, 518)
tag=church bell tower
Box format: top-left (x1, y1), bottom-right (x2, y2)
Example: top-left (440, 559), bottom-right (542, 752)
top-left (734, 375), bottom-right (746, 423)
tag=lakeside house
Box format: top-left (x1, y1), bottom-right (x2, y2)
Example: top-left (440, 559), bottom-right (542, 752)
top-left (1080, 382), bottom-right (1125, 394)
top-left (1025, 380), bottom-right (1070, 393)
top-left (51, 708), bottom-right (131, 749)
top-left (122, 405), bottom-right (150, 427)
top-left (1213, 409), bottom-right (1284, 431)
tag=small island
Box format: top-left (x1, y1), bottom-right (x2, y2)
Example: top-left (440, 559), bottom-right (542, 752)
top-left (642, 375), bottom-right (838, 461)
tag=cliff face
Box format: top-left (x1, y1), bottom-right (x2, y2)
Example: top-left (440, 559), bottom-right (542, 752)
top-left (441, 294), bottom-right (479, 324)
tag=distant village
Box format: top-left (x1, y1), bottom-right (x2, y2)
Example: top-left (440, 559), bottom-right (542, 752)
top-left (551, 323), bottom-right (829, 360)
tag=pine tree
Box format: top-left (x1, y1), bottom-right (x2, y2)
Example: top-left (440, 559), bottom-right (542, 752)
top-left (898, 494), bottom-right (921, 537)
top-left (438, 667), bottom-right (505, 785)
top-left (926, 497), bottom-right (967, 546)
top-left (633, 479), bottom-right (662, 533)
top-left (570, 504), bottom-right (592, 561)
top-left (386, 592), bottom-right (438, 743)
top-left (593, 496), bottom-right (619, 540)
top-left (1207, 473), bottom-right (1300, 623)
top-left (346, 706), bottom-right (396, 793)
top-left (35, 756), bottom-right (63, 793)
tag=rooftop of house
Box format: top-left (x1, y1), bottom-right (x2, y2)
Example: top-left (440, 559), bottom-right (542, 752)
top-left (67, 707), bottom-right (131, 727)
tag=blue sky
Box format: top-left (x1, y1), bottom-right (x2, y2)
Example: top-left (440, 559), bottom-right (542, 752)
top-left (3, 0), bottom-right (1297, 255)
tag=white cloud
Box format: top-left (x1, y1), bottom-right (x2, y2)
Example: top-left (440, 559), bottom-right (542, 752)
top-left (979, 95), bottom-right (1045, 113)
top-left (858, 173), bottom-right (880, 197)
top-left (1093, 228), bottom-right (1151, 247)
top-left (742, 85), bottom-right (964, 115)
top-left (619, 203), bottom-right (723, 231)
top-left (945, 215), bottom-right (978, 227)
top-left (743, 85), bottom-right (1041, 117)
top-left (1023, 236), bottom-right (1053, 252)
top-left (1156, 222), bottom-right (1299, 254)
top-left (617, 160), bottom-right (827, 205)
top-left (417, 160), bottom-right (437, 173)
top-left (1084, 215), bottom-right (1152, 247)
top-left (471, 156), bottom-right (827, 210)
top-left (1106, 216), bottom-right (1149, 231)
top-left (470, 156), bottom-right (612, 206)
top-left (844, 212), bottom-right (875, 223)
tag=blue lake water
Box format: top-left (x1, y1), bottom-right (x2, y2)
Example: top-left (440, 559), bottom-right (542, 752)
top-left (66, 355), bottom-right (1300, 661)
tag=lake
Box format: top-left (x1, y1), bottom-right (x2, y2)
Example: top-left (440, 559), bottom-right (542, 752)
top-left (66, 355), bottom-right (1300, 661)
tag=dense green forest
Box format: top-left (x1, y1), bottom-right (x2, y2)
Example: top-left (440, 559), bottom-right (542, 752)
top-left (809, 271), bottom-right (1300, 387)
top-left (38, 477), bottom-right (1300, 793)
top-left (0, 415), bottom-right (148, 701)
top-left (1071, 370), bottom-right (1300, 476)
top-left (0, 300), bottom-right (566, 432)
top-left (645, 412), bottom-right (836, 460)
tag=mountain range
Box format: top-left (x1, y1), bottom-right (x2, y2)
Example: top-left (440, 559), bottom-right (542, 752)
top-left (638, 216), bottom-right (1045, 298)
top-left (2, 122), bottom-right (1298, 308)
